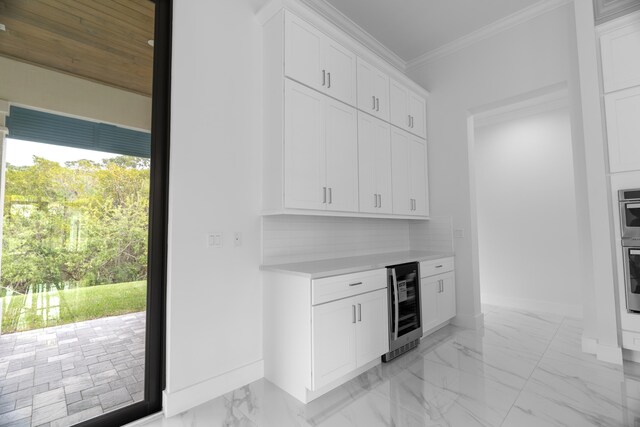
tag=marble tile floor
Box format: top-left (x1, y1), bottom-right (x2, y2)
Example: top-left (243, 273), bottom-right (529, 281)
top-left (0, 311), bottom-right (146, 427)
top-left (137, 305), bottom-right (640, 427)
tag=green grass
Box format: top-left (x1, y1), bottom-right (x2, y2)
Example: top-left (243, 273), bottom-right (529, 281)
top-left (1, 280), bottom-right (147, 333)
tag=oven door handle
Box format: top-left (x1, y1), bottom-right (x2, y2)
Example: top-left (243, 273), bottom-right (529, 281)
top-left (626, 203), bottom-right (640, 210)
top-left (631, 249), bottom-right (640, 255)
top-left (392, 268), bottom-right (399, 341)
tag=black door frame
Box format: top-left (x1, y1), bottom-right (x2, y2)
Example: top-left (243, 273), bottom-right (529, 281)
top-left (76, 0), bottom-right (171, 425)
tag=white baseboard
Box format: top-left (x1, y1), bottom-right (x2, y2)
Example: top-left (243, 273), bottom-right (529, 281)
top-left (452, 312), bottom-right (484, 329)
top-left (596, 343), bottom-right (623, 365)
top-left (581, 335), bottom-right (597, 354)
top-left (481, 293), bottom-right (582, 319)
top-left (163, 359), bottom-right (264, 418)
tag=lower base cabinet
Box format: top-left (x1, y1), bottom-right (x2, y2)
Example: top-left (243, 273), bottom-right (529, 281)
top-left (264, 269), bottom-right (389, 403)
top-left (420, 259), bottom-right (456, 336)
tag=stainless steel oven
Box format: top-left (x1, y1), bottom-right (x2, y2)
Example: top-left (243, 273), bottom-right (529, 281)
top-left (623, 241), bottom-right (640, 313)
top-left (383, 262), bottom-right (422, 362)
top-left (620, 189), bottom-right (640, 240)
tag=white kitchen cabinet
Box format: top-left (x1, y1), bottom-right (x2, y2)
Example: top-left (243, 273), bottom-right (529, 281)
top-left (391, 127), bottom-right (429, 217)
top-left (284, 80), bottom-right (359, 212)
top-left (311, 295), bottom-right (357, 389)
top-left (600, 17), bottom-right (640, 93)
top-left (358, 113), bottom-right (392, 214)
top-left (389, 79), bottom-right (427, 138)
top-left (264, 268), bottom-right (388, 403)
top-left (420, 258), bottom-right (456, 337)
top-left (357, 58), bottom-right (390, 121)
top-left (284, 11), bottom-right (357, 105)
top-left (604, 86), bottom-right (640, 173)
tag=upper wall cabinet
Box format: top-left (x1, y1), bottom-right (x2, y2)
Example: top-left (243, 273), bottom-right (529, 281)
top-left (391, 127), bottom-right (429, 217)
top-left (390, 79), bottom-right (427, 139)
top-left (285, 12), bottom-right (357, 105)
top-left (600, 17), bottom-right (640, 92)
top-left (605, 86), bottom-right (640, 172)
top-left (357, 58), bottom-right (390, 121)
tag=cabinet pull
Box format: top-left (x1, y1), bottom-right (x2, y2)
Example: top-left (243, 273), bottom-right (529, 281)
top-left (349, 282), bottom-right (363, 287)
top-left (378, 194), bottom-right (382, 207)
top-left (352, 305), bottom-right (356, 323)
top-left (358, 303), bottom-right (362, 322)
top-left (409, 198), bottom-right (413, 211)
top-left (374, 193), bottom-right (378, 208)
top-left (322, 69), bottom-right (326, 86)
top-left (435, 265), bottom-right (443, 268)
top-left (323, 187), bottom-right (327, 204)
top-left (408, 114), bottom-right (411, 127)
top-left (372, 96), bottom-right (376, 110)
top-left (328, 187), bottom-right (332, 204)
top-left (376, 97), bottom-right (379, 111)
top-left (328, 72), bottom-right (331, 88)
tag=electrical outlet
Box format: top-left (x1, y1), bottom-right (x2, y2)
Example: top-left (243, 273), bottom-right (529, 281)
top-left (453, 229), bottom-right (464, 238)
top-left (207, 232), bottom-right (223, 248)
top-left (234, 232), bottom-right (242, 247)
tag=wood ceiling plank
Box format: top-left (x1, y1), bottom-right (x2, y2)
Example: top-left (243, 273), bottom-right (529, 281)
top-left (0, 0), bottom-right (153, 96)
top-left (0, 15), bottom-right (152, 95)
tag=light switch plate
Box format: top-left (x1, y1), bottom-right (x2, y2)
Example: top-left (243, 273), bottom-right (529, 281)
top-left (453, 229), bottom-right (464, 238)
top-left (207, 232), bottom-right (223, 248)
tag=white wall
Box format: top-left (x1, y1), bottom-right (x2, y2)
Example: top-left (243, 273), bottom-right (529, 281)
top-left (475, 106), bottom-right (583, 317)
top-left (164, 0), bottom-right (263, 416)
top-left (407, 2), bottom-right (620, 362)
top-left (0, 56), bottom-right (151, 131)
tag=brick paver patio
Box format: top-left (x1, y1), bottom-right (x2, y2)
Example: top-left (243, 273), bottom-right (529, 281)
top-left (0, 312), bottom-right (146, 427)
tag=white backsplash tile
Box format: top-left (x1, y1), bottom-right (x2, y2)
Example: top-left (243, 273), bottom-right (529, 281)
top-left (262, 215), bottom-right (454, 265)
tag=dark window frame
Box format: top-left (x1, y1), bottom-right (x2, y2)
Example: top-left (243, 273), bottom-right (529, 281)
top-left (75, 0), bottom-right (171, 425)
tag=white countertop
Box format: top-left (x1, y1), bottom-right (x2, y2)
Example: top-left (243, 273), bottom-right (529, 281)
top-left (260, 250), bottom-right (454, 279)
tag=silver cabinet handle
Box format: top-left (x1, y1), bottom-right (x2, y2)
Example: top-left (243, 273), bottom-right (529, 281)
top-left (436, 265), bottom-right (443, 268)
top-left (349, 282), bottom-right (363, 287)
top-left (327, 72), bottom-right (331, 88)
top-left (352, 305), bottom-right (356, 323)
top-left (328, 187), bottom-right (332, 204)
top-left (408, 115), bottom-right (411, 127)
top-left (374, 193), bottom-right (378, 207)
top-left (376, 97), bottom-right (379, 111)
top-left (392, 268), bottom-right (399, 340)
top-left (372, 96), bottom-right (376, 110)
top-left (409, 198), bottom-right (413, 211)
top-left (322, 69), bottom-right (326, 86)
top-left (323, 187), bottom-right (327, 204)
top-left (358, 303), bottom-right (362, 322)
top-left (378, 194), bottom-right (381, 207)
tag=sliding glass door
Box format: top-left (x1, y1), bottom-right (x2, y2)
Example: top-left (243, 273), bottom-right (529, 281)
top-left (0, 1), bottom-right (170, 425)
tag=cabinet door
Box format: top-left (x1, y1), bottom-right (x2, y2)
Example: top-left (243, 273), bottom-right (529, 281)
top-left (357, 113), bottom-right (379, 214)
top-left (391, 128), bottom-right (411, 215)
top-left (408, 92), bottom-right (427, 138)
top-left (357, 59), bottom-right (389, 121)
top-left (355, 289), bottom-right (389, 367)
top-left (311, 297), bottom-right (357, 390)
top-left (284, 12), bottom-right (324, 92)
top-left (421, 276), bottom-right (440, 334)
top-left (437, 272), bottom-right (456, 323)
top-left (605, 86), bottom-right (640, 173)
top-left (322, 38), bottom-right (357, 105)
top-left (409, 137), bottom-right (429, 216)
top-left (284, 80), bottom-right (326, 210)
top-left (600, 21), bottom-right (640, 92)
top-left (358, 114), bottom-right (392, 214)
top-left (389, 79), bottom-right (410, 131)
top-left (325, 97), bottom-right (359, 212)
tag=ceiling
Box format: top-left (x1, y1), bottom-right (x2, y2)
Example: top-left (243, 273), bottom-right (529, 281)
top-left (320, 0), bottom-right (542, 62)
top-left (0, 0), bottom-right (155, 96)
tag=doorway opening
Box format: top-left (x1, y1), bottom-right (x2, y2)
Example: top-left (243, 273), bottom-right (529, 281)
top-left (470, 88), bottom-right (584, 318)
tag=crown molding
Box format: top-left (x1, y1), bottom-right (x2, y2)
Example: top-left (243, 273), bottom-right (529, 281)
top-left (596, 8), bottom-right (640, 34)
top-left (406, 0), bottom-right (572, 70)
top-left (256, 0), bottom-right (407, 72)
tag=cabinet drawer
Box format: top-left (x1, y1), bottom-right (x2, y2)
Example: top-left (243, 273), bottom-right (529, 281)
top-left (622, 330), bottom-right (640, 352)
top-left (420, 257), bottom-right (454, 277)
top-left (312, 269), bottom-right (386, 305)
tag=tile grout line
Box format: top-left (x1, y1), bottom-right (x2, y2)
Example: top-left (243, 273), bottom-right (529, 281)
top-left (498, 314), bottom-right (565, 427)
